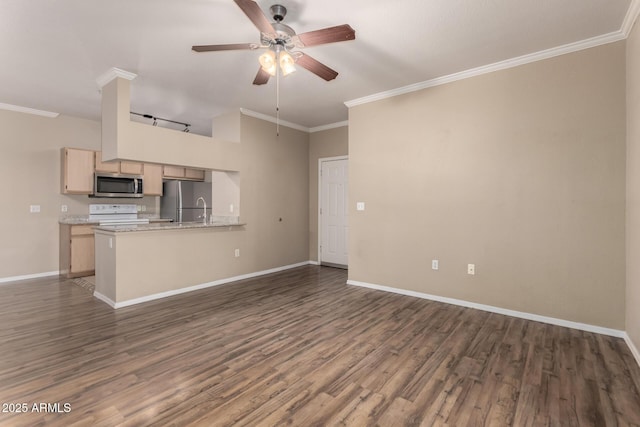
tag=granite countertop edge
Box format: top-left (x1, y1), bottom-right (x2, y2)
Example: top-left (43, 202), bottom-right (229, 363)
top-left (94, 221), bottom-right (246, 233)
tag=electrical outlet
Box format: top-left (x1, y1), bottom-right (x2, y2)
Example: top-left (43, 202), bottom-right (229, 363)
top-left (432, 260), bottom-right (439, 270)
top-left (141, 205), bottom-right (146, 212)
top-left (356, 202), bottom-right (365, 211)
top-left (61, 205), bottom-right (68, 212)
top-left (230, 204), bottom-right (234, 213)
top-left (234, 249), bottom-right (240, 257)
top-left (467, 264), bottom-right (475, 275)
top-left (29, 205), bottom-right (41, 213)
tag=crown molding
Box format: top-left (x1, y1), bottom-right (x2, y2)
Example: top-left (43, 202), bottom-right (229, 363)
top-left (239, 109), bottom-right (349, 133)
top-left (345, 30), bottom-right (626, 109)
top-left (622, 0), bottom-right (640, 37)
top-left (96, 67), bottom-right (138, 88)
top-left (0, 102), bottom-right (59, 118)
top-left (309, 121), bottom-right (348, 133)
top-left (239, 108), bottom-right (309, 132)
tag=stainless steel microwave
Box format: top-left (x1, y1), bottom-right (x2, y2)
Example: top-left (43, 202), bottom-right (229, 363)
top-left (93, 173), bottom-right (143, 198)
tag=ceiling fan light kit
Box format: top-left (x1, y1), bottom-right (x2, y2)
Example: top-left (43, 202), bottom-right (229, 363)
top-left (258, 46), bottom-right (296, 77)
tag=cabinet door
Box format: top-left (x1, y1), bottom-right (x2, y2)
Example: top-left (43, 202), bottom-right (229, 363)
top-left (62, 148), bottom-right (94, 194)
top-left (143, 164), bottom-right (163, 196)
top-left (69, 226), bottom-right (95, 275)
top-left (70, 234), bottom-right (94, 274)
top-left (163, 165), bottom-right (185, 178)
top-left (185, 168), bottom-right (205, 181)
top-left (121, 161), bottom-right (143, 175)
top-left (95, 151), bottom-right (120, 173)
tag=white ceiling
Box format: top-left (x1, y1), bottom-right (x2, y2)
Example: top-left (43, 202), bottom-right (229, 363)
top-left (0, 0), bottom-right (637, 136)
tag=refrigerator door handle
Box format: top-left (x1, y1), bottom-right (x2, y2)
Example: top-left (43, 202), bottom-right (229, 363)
top-left (178, 181), bottom-right (183, 223)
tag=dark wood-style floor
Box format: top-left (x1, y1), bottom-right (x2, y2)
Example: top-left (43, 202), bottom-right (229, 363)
top-left (1, 266), bottom-right (639, 426)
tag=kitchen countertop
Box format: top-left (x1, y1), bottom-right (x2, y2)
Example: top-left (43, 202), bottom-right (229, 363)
top-left (94, 221), bottom-right (245, 233)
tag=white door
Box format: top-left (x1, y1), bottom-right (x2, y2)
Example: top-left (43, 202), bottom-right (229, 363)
top-left (320, 158), bottom-right (348, 267)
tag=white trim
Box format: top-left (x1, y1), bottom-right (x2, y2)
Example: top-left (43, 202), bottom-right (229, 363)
top-left (347, 279), bottom-right (626, 338)
top-left (0, 102), bottom-right (59, 118)
top-left (96, 67), bottom-right (138, 88)
top-left (309, 121), bottom-right (348, 133)
top-left (94, 261), bottom-right (313, 309)
top-left (622, 0), bottom-right (640, 37)
top-left (624, 333), bottom-right (640, 367)
top-left (238, 109), bottom-right (347, 134)
top-left (240, 108), bottom-right (309, 133)
top-left (93, 291), bottom-right (117, 308)
top-left (0, 270), bottom-right (60, 284)
top-left (345, 30), bottom-right (626, 109)
top-left (308, 260), bottom-right (320, 265)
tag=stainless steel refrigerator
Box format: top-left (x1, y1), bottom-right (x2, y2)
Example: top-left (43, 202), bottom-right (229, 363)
top-left (160, 180), bottom-right (212, 223)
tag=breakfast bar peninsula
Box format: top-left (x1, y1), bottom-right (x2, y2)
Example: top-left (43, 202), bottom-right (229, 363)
top-left (94, 219), bottom-right (245, 308)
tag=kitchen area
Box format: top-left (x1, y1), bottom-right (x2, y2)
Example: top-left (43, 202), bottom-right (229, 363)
top-left (59, 146), bottom-right (242, 293)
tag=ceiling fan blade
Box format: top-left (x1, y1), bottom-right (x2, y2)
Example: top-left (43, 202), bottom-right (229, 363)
top-left (296, 54), bottom-right (339, 81)
top-left (296, 24), bottom-right (355, 47)
top-left (253, 67), bottom-right (271, 85)
top-left (234, 0), bottom-right (275, 34)
top-left (192, 43), bottom-right (259, 52)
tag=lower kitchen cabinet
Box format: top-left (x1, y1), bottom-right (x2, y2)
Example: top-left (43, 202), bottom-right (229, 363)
top-left (60, 224), bottom-right (95, 278)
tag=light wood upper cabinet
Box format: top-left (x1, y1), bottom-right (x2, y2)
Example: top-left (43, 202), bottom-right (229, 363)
top-left (95, 151), bottom-right (120, 173)
top-left (95, 152), bottom-right (143, 175)
top-left (120, 161), bottom-right (143, 175)
top-left (185, 168), bottom-right (206, 181)
top-left (163, 165), bottom-right (205, 181)
top-left (143, 164), bottom-right (163, 196)
top-left (62, 148), bottom-right (94, 194)
top-left (62, 148), bottom-right (203, 196)
top-left (162, 165), bottom-right (185, 179)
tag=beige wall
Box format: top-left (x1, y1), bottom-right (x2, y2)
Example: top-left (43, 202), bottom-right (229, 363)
top-left (627, 19), bottom-right (640, 351)
top-left (237, 115), bottom-right (310, 271)
top-left (308, 126), bottom-right (349, 260)
top-left (349, 41), bottom-right (626, 329)
top-left (0, 110), bottom-right (156, 279)
top-left (0, 109), bottom-right (309, 282)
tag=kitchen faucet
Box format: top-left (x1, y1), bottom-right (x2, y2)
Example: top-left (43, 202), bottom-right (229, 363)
top-left (196, 197), bottom-right (207, 223)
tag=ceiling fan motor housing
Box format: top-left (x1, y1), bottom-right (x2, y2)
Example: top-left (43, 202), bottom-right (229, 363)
top-left (270, 4), bottom-right (287, 22)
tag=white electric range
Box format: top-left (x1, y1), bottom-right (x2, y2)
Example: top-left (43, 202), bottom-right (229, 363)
top-left (89, 204), bottom-right (150, 225)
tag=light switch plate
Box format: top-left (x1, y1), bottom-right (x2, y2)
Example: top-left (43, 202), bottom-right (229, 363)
top-left (30, 205), bottom-right (41, 213)
top-left (356, 202), bottom-right (365, 211)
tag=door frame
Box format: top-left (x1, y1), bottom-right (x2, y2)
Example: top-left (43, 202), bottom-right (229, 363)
top-left (318, 155), bottom-right (349, 266)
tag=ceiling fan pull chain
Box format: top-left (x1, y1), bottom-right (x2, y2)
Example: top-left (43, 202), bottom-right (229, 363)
top-left (276, 58), bottom-right (280, 136)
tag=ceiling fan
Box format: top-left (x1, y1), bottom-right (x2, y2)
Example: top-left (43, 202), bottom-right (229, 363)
top-left (192, 0), bottom-right (356, 85)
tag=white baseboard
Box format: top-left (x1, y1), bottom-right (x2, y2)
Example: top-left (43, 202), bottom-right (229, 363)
top-left (624, 333), bottom-right (640, 367)
top-left (0, 270), bottom-right (60, 284)
top-left (93, 291), bottom-right (117, 308)
top-left (97, 261), bottom-right (314, 309)
top-left (347, 279), bottom-right (626, 338)
top-left (309, 260), bottom-right (320, 265)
